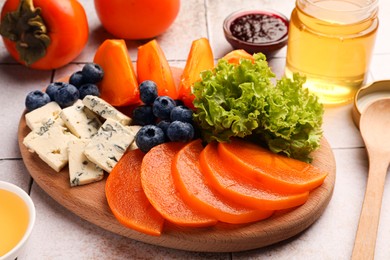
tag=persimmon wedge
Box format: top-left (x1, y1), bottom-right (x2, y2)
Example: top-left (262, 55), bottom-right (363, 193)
top-left (105, 149), bottom-right (164, 236)
top-left (218, 138), bottom-right (328, 194)
top-left (141, 142), bottom-right (217, 227)
top-left (200, 142), bottom-right (309, 211)
top-left (172, 139), bottom-right (274, 224)
top-left (93, 39), bottom-right (139, 106)
top-left (178, 38), bottom-right (214, 109)
top-left (222, 49), bottom-right (254, 65)
top-left (137, 39), bottom-right (178, 99)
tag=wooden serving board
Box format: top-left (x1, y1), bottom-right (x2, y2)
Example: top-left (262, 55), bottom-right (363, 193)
top-left (18, 122), bottom-right (335, 252)
top-left (17, 68), bottom-right (336, 252)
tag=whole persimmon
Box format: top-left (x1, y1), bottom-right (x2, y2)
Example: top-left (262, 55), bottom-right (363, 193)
top-left (94, 0), bottom-right (180, 39)
top-left (0, 0), bottom-right (88, 70)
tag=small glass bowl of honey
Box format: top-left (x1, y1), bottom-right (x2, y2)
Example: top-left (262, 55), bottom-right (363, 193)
top-left (223, 9), bottom-right (289, 56)
top-left (0, 181), bottom-right (36, 260)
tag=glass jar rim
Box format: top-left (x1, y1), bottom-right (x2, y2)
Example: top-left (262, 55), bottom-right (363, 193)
top-left (298, 0), bottom-right (378, 14)
top-left (297, 0), bottom-right (378, 24)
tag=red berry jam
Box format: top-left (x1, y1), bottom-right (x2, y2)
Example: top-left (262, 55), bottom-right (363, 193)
top-left (229, 13), bottom-right (288, 44)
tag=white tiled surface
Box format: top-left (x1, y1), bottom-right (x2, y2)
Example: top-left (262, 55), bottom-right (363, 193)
top-left (1, 0), bottom-right (390, 259)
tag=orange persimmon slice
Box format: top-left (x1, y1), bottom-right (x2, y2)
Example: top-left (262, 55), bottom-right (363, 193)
top-left (141, 142), bottom-right (217, 227)
top-left (222, 49), bottom-right (254, 65)
top-left (137, 39), bottom-right (178, 99)
top-left (218, 138), bottom-right (328, 194)
top-left (105, 149), bottom-right (164, 236)
top-left (93, 39), bottom-right (140, 106)
top-left (199, 142), bottom-right (309, 211)
top-left (172, 139), bottom-right (274, 224)
top-left (178, 38), bottom-right (215, 109)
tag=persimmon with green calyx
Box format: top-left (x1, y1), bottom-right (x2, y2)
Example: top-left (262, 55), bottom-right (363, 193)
top-left (137, 39), bottom-right (178, 99)
top-left (172, 139), bottom-right (274, 224)
top-left (0, 0), bottom-right (88, 70)
top-left (93, 39), bottom-right (140, 106)
top-left (105, 149), bottom-right (165, 236)
top-left (141, 142), bottom-right (218, 227)
top-left (178, 38), bottom-right (214, 109)
top-left (94, 0), bottom-right (180, 40)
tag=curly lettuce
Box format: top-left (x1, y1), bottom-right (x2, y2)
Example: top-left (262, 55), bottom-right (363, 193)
top-left (192, 53), bottom-right (324, 162)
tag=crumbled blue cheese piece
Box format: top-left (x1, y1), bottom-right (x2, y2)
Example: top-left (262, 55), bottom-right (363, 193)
top-left (23, 125), bottom-right (77, 172)
top-left (68, 139), bottom-right (104, 187)
top-left (82, 95), bottom-right (131, 125)
top-left (25, 101), bottom-right (64, 130)
top-left (84, 119), bottom-right (135, 173)
top-left (60, 100), bottom-right (102, 139)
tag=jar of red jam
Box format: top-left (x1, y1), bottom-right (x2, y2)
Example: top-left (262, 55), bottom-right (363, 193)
top-left (223, 9), bottom-right (289, 56)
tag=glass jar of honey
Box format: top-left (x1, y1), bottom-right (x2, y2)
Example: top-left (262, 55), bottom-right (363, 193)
top-left (285, 0), bottom-right (379, 105)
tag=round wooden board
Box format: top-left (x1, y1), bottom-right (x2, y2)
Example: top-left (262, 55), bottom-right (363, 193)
top-left (17, 68), bottom-right (336, 252)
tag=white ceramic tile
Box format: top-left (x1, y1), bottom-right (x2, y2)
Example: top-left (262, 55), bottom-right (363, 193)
top-left (267, 57), bottom-right (287, 79)
top-left (0, 65), bottom-right (52, 158)
top-left (322, 103), bottom-right (364, 149)
top-left (370, 54), bottom-right (390, 81)
top-left (375, 1), bottom-right (390, 55)
top-left (0, 160), bottom-right (31, 192)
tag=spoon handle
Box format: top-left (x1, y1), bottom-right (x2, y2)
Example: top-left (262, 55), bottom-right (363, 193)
top-left (352, 154), bottom-right (389, 260)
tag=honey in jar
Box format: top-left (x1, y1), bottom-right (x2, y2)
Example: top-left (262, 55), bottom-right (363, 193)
top-left (285, 0), bottom-right (379, 105)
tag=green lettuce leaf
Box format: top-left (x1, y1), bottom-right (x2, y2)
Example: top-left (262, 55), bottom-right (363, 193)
top-left (193, 53), bottom-right (324, 162)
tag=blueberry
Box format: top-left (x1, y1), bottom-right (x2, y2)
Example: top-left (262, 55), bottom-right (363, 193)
top-left (82, 63), bottom-right (104, 84)
top-left (46, 82), bottom-right (66, 101)
top-left (25, 90), bottom-right (51, 111)
top-left (139, 80), bottom-right (158, 105)
top-left (166, 121), bottom-right (194, 142)
top-left (135, 125), bottom-right (166, 153)
top-left (54, 83), bottom-right (79, 108)
top-left (152, 96), bottom-right (176, 120)
top-left (132, 105), bottom-right (156, 126)
top-left (69, 71), bottom-right (84, 88)
top-left (174, 99), bottom-right (185, 106)
top-left (78, 83), bottom-right (100, 99)
top-left (170, 105), bottom-right (193, 123)
top-left (156, 120), bottom-right (171, 137)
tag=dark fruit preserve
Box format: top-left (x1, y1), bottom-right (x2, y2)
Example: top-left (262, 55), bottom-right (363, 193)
top-left (229, 13), bottom-right (288, 44)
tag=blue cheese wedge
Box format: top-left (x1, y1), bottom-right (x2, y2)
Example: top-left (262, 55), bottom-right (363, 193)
top-left (23, 125), bottom-right (77, 172)
top-left (25, 101), bottom-right (64, 130)
top-left (60, 100), bottom-right (102, 139)
top-left (82, 95), bottom-right (131, 125)
top-left (84, 119), bottom-right (135, 173)
top-left (68, 139), bottom-right (104, 187)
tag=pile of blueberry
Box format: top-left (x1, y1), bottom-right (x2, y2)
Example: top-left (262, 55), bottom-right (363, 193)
top-left (134, 80), bottom-right (196, 153)
top-left (25, 63), bottom-right (104, 111)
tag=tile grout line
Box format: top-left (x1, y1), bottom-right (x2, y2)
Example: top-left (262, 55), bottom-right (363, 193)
top-left (204, 0), bottom-right (210, 40)
top-left (0, 158), bottom-right (22, 161)
top-left (50, 69), bottom-right (56, 83)
top-left (27, 175), bottom-right (34, 195)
